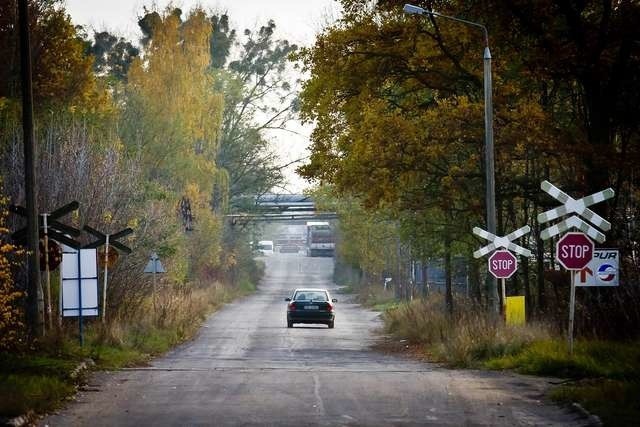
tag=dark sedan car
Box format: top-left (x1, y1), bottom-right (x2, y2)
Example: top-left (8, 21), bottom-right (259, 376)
top-left (285, 288), bottom-right (337, 328)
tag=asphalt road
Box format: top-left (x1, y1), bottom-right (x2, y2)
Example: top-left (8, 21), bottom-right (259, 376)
top-left (43, 253), bottom-right (585, 426)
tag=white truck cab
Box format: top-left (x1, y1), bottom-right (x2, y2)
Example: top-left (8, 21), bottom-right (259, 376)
top-left (256, 240), bottom-right (274, 256)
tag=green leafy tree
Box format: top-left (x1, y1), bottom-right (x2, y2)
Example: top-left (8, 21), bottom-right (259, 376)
top-left (209, 16), bottom-right (298, 210)
top-left (88, 30), bottom-right (139, 83)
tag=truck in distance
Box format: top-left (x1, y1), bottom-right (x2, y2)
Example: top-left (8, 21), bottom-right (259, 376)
top-left (305, 222), bottom-right (335, 257)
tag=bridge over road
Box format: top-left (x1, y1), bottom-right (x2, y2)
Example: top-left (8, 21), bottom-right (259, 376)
top-left (228, 193), bottom-right (338, 223)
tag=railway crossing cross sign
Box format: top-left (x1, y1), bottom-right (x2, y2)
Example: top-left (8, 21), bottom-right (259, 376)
top-left (538, 181), bottom-right (614, 243)
top-left (473, 225), bottom-right (531, 316)
top-left (472, 225), bottom-right (532, 259)
top-left (537, 180), bottom-right (615, 355)
top-left (83, 225), bottom-right (133, 324)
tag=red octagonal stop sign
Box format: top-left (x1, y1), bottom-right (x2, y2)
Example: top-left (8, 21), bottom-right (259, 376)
top-left (488, 250), bottom-right (518, 279)
top-left (556, 232), bottom-right (594, 270)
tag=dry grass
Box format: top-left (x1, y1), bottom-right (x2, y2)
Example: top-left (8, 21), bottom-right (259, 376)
top-left (381, 294), bottom-right (640, 425)
top-left (383, 294), bottom-right (552, 367)
top-left (0, 279), bottom-right (256, 417)
top-left (91, 281), bottom-right (248, 360)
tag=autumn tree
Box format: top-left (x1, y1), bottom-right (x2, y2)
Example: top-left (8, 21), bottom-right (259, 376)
top-left (122, 7), bottom-right (223, 191)
top-left (209, 15), bottom-right (298, 209)
top-left (0, 0), bottom-right (102, 110)
top-left (296, 0), bottom-right (561, 311)
top-left (0, 189), bottom-right (24, 351)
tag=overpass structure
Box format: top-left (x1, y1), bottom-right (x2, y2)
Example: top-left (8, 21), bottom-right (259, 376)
top-left (226, 194), bottom-right (338, 224)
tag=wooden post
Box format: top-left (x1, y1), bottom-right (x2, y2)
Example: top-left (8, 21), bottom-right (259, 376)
top-left (18, 0), bottom-right (43, 338)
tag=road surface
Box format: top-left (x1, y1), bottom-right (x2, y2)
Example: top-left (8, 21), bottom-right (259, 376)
top-left (43, 254), bottom-right (585, 426)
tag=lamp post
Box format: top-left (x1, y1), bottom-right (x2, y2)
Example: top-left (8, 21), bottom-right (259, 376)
top-left (403, 4), bottom-right (499, 314)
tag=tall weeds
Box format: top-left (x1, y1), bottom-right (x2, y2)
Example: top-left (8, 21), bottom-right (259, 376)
top-left (384, 294), bottom-right (552, 367)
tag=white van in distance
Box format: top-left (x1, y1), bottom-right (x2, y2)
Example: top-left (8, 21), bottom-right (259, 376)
top-left (256, 240), bottom-right (274, 256)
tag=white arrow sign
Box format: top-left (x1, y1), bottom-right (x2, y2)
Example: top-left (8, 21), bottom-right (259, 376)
top-left (473, 225), bottom-right (532, 258)
top-left (144, 252), bottom-right (166, 274)
top-left (538, 181), bottom-right (614, 242)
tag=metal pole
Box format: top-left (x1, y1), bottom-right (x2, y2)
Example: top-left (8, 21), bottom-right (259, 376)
top-left (568, 272), bottom-right (576, 355)
top-left (58, 266), bottom-right (62, 329)
top-left (152, 268), bottom-right (157, 323)
top-left (18, 0), bottom-right (43, 338)
top-left (404, 5), bottom-right (499, 315)
top-left (77, 248), bottom-right (83, 346)
top-left (42, 214), bottom-right (51, 332)
top-left (484, 46), bottom-right (499, 316)
top-left (152, 254), bottom-right (157, 322)
top-left (102, 235), bottom-right (109, 323)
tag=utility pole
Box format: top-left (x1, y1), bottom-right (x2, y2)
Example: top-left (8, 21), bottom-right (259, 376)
top-left (483, 44), bottom-right (499, 316)
top-left (18, 0), bottom-right (43, 337)
top-left (403, 4), bottom-right (500, 315)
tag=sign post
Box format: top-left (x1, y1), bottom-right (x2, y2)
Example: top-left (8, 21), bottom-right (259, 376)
top-left (488, 250), bottom-right (518, 310)
top-left (473, 225), bottom-right (531, 318)
top-left (556, 232), bottom-right (594, 354)
top-left (538, 181), bottom-right (614, 355)
top-left (10, 201), bottom-right (81, 332)
top-left (83, 226), bottom-right (133, 323)
top-left (144, 253), bottom-right (166, 320)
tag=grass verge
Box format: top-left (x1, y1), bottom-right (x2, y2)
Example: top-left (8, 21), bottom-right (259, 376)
top-left (381, 295), bottom-right (640, 426)
top-left (550, 379), bottom-right (640, 427)
top-left (485, 339), bottom-right (640, 426)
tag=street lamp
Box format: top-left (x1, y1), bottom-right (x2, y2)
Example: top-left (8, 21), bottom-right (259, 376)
top-left (403, 4), bottom-right (499, 314)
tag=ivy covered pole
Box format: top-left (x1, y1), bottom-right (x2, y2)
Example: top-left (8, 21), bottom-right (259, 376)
top-left (403, 4), bottom-right (499, 315)
top-left (18, 0), bottom-right (44, 337)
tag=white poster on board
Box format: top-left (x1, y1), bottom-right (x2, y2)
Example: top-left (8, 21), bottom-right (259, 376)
top-left (61, 246), bottom-right (99, 317)
top-left (574, 249), bottom-right (620, 287)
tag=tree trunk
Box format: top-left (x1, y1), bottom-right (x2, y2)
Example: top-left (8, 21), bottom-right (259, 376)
top-left (470, 257), bottom-right (482, 303)
top-left (444, 235), bottom-right (453, 316)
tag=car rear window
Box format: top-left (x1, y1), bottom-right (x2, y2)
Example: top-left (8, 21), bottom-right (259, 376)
top-left (293, 291), bottom-right (328, 301)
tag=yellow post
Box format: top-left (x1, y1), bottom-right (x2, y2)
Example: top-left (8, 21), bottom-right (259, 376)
top-left (505, 296), bottom-right (525, 326)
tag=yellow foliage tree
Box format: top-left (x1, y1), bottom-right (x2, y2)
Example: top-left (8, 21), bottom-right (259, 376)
top-left (124, 7), bottom-right (223, 192)
top-left (0, 192), bottom-right (24, 351)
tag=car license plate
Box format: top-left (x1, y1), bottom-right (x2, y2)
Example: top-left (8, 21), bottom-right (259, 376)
top-left (305, 305), bottom-right (319, 310)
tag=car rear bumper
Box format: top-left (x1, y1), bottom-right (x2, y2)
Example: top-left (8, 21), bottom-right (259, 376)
top-left (287, 311), bottom-right (334, 323)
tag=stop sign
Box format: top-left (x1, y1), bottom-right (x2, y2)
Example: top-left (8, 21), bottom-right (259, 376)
top-left (556, 232), bottom-right (594, 270)
top-left (488, 250), bottom-right (518, 279)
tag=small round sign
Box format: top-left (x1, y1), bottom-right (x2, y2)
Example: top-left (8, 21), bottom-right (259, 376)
top-left (39, 239), bottom-right (62, 271)
top-left (488, 250), bottom-right (518, 279)
top-left (98, 248), bottom-right (119, 268)
top-left (556, 232), bottom-right (594, 270)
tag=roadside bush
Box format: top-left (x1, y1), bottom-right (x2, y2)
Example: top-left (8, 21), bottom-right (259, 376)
top-left (0, 192), bottom-right (24, 351)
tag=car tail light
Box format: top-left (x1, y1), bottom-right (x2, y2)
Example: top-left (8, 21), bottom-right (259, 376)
top-left (288, 302), bottom-right (296, 311)
top-left (326, 303), bottom-right (333, 312)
